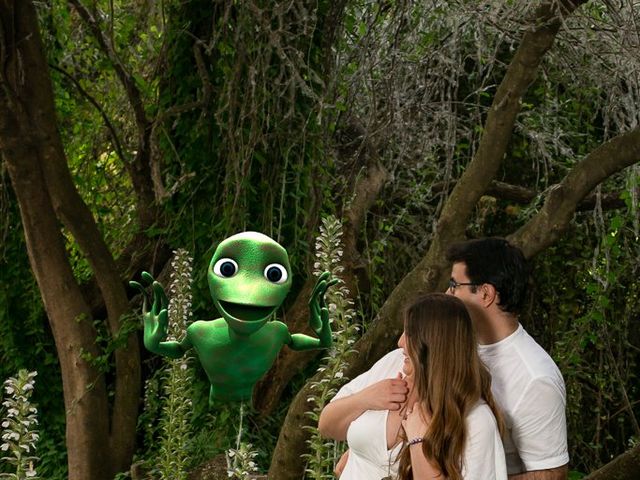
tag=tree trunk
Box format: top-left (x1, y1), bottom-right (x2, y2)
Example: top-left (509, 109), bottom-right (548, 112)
top-left (254, 155), bottom-right (388, 415)
top-left (0, 1), bottom-right (140, 477)
top-left (583, 444), bottom-right (640, 480)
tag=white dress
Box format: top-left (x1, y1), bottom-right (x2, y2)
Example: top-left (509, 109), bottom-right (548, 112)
top-left (333, 350), bottom-right (507, 479)
top-left (340, 409), bottom-right (402, 480)
top-left (332, 350), bottom-right (404, 479)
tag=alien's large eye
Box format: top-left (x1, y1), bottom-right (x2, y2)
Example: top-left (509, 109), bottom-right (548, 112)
top-left (213, 258), bottom-right (238, 278)
top-left (264, 263), bottom-right (288, 284)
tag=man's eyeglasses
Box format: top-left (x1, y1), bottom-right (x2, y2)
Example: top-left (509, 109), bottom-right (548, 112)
top-left (448, 279), bottom-right (479, 292)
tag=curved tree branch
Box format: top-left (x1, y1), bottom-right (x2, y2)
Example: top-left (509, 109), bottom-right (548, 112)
top-left (323, 0), bottom-right (591, 410)
top-left (437, 0), bottom-right (587, 245)
top-left (429, 180), bottom-right (627, 211)
top-left (509, 126), bottom-right (640, 257)
top-left (49, 63), bottom-right (128, 165)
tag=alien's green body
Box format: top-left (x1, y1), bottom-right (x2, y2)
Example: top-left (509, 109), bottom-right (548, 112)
top-left (132, 232), bottom-right (334, 403)
top-left (188, 320), bottom-right (290, 401)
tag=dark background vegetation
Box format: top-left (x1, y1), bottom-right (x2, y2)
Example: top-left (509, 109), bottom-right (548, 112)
top-left (1, 0), bottom-right (639, 479)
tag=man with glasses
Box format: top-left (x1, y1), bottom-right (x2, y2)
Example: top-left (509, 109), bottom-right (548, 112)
top-left (445, 237), bottom-right (568, 479)
top-left (320, 237), bottom-right (568, 479)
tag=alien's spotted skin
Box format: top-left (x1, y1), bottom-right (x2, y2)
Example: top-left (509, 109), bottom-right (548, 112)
top-left (131, 232), bottom-right (335, 403)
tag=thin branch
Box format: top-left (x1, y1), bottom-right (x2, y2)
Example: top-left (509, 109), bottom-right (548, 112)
top-left (49, 64), bottom-right (128, 165)
top-left (153, 41), bottom-right (212, 124)
top-left (67, 0), bottom-right (150, 133)
top-left (68, 0), bottom-right (159, 225)
top-left (427, 179), bottom-right (627, 211)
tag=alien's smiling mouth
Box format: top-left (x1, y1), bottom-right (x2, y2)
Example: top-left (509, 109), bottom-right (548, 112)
top-left (218, 300), bottom-right (275, 322)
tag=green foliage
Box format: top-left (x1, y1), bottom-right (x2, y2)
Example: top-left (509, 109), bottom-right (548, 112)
top-left (2, 1), bottom-right (638, 477)
top-left (526, 185), bottom-right (640, 472)
top-left (158, 0), bottom-right (334, 281)
top-left (303, 216), bottom-right (359, 479)
top-left (38, 1), bottom-right (144, 259)
top-left (0, 370), bottom-right (40, 480)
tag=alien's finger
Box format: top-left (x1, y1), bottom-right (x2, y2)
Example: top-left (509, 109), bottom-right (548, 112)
top-left (327, 278), bottom-right (339, 288)
top-left (151, 282), bottom-right (169, 315)
top-left (318, 271), bottom-right (331, 282)
top-left (154, 281), bottom-right (169, 311)
top-left (310, 280), bottom-right (328, 308)
top-left (310, 277), bottom-right (324, 300)
top-left (309, 309), bottom-right (321, 331)
top-left (311, 272), bottom-right (330, 296)
top-left (321, 306), bottom-right (329, 325)
top-left (141, 271), bottom-right (155, 286)
top-left (309, 297), bottom-right (320, 318)
top-left (158, 309), bottom-right (169, 332)
top-left (130, 281), bottom-right (150, 313)
top-left (316, 279), bottom-right (331, 304)
top-left (309, 279), bottom-right (323, 305)
top-left (315, 306), bottom-right (329, 332)
top-left (151, 282), bottom-right (163, 315)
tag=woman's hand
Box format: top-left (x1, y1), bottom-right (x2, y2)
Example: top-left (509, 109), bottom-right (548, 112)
top-left (359, 372), bottom-right (409, 411)
top-left (402, 402), bottom-right (441, 479)
top-left (402, 401), bottom-right (431, 440)
top-left (334, 449), bottom-right (349, 478)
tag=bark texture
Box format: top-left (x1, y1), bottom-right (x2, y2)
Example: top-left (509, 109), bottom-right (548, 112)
top-left (583, 444), bottom-right (640, 480)
top-left (0, 1), bottom-right (140, 477)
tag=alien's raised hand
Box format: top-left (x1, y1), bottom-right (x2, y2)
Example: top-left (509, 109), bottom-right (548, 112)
top-left (130, 271), bottom-right (170, 352)
top-left (309, 271), bottom-right (339, 347)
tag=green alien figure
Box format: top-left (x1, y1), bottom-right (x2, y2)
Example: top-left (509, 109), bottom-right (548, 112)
top-left (130, 231), bottom-right (336, 403)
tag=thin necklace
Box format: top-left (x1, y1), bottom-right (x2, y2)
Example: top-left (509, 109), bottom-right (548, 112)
top-left (381, 402), bottom-right (409, 480)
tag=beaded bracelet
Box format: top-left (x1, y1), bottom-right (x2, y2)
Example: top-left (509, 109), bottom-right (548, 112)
top-left (408, 437), bottom-right (423, 446)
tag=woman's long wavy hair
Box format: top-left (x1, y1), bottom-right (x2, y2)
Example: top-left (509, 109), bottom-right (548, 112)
top-left (397, 293), bottom-right (504, 480)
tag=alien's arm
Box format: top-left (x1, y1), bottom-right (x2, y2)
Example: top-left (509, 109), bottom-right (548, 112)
top-left (288, 272), bottom-right (337, 351)
top-left (131, 271), bottom-right (191, 359)
top-left (150, 336), bottom-right (192, 359)
top-left (289, 333), bottom-right (322, 350)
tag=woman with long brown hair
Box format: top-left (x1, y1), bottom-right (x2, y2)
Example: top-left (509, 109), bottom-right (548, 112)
top-left (398, 292), bottom-right (506, 480)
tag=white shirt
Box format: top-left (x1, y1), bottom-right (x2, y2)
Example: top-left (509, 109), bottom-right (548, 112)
top-left (332, 350), bottom-right (507, 480)
top-left (478, 324), bottom-right (568, 474)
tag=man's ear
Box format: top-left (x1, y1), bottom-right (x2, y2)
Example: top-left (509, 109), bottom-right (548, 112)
top-left (481, 283), bottom-right (498, 308)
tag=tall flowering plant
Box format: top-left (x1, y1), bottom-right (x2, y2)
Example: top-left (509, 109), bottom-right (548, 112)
top-left (156, 249), bottom-right (195, 480)
top-left (304, 216), bottom-right (359, 479)
top-left (1, 370), bottom-right (40, 480)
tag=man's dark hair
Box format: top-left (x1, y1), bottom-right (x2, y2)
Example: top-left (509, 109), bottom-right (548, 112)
top-left (446, 237), bottom-right (528, 315)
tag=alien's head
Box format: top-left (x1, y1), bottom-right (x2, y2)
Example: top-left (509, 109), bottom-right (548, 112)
top-left (208, 232), bottom-right (292, 335)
